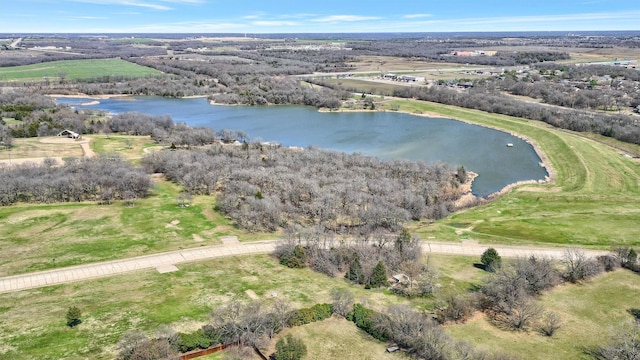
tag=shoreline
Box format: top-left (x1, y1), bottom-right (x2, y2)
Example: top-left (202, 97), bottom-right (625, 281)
top-left (46, 93), bottom-right (556, 199)
top-left (47, 93), bottom-right (132, 100)
top-left (320, 104), bottom-right (557, 199)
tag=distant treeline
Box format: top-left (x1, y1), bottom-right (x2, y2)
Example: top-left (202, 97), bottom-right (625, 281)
top-left (391, 84), bottom-right (640, 144)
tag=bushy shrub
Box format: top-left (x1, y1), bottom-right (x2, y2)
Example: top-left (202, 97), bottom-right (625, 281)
top-left (346, 303), bottom-right (386, 341)
top-left (287, 303), bottom-right (332, 326)
top-left (481, 248), bottom-right (502, 272)
top-left (176, 330), bottom-right (212, 353)
top-left (436, 295), bottom-right (475, 324)
top-left (65, 306), bottom-right (82, 327)
top-left (279, 244), bottom-right (306, 268)
top-left (274, 334), bottom-right (307, 360)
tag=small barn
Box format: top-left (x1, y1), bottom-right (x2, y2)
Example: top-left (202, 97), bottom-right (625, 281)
top-left (58, 129), bottom-right (80, 139)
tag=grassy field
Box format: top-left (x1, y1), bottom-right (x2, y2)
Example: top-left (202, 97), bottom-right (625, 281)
top-left (0, 135), bottom-right (274, 276)
top-left (270, 317), bottom-right (410, 360)
top-left (0, 58), bottom-right (162, 82)
top-left (0, 254), bottom-right (409, 360)
top-left (447, 269), bottom-right (640, 359)
top-left (0, 179), bottom-right (279, 276)
top-left (0, 137), bottom-right (84, 160)
top-left (349, 56), bottom-right (483, 73)
top-left (89, 134), bottom-right (163, 164)
top-left (383, 99), bottom-right (640, 248)
top-left (1, 250), bottom-right (637, 360)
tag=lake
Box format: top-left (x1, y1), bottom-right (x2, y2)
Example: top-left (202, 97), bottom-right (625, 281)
top-left (58, 96), bottom-right (548, 197)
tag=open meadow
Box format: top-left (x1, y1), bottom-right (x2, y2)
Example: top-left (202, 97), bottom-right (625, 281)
top-left (0, 58), bottom-right (162, 82)
top-left (0, 253), bottom-right (415, 359)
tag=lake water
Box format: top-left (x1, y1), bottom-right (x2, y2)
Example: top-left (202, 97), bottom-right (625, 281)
top-left (58, 96), bottom-right (548, 197)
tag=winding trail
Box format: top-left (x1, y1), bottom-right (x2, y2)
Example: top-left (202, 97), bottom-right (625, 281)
top-left (0, 239), bottom-right (609, 294)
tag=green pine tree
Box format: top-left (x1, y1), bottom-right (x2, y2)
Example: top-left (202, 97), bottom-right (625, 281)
top-left (345, 256), bottom-right (364, 284)
top-left (275, 334), bottom-right (307, 360)
top-left (66, 306), bottom-right (82, 327)
top-left (369, 261), bottom-right (389, 288)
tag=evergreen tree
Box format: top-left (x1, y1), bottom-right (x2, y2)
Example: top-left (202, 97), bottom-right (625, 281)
top-left (369, 261), bottom-right (389, 288)
top-left (345, 256), bottom-right (364, 284)
top-left (286, 245), bottom-right (306, 268)
top-left (66, 306), bottom-right (82, 327)
top-left (275, 334), bottom-right (307, 360)
top-left (481, 248), bottom-right (502, 272)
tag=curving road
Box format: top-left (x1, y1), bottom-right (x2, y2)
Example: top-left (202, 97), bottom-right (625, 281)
top-left (0, 239), bottom-right (609, 294)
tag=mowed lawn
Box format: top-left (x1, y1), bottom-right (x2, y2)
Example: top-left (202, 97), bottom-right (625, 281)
top-left (396, 99), bottom-right (640, 248)
top-left (0, 58), bottom-right (162, 81)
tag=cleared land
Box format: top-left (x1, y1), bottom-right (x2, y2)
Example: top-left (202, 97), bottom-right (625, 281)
top-left (270, 317), bottom-right (409, 360)
top-left (0, 136), bottom-right (84, 160)
top-left (0, 58), bottom-right (162, 81)
top-left (447, 269), bottom-right (640, 360)
top-left (0, 254), bottom-right (410, 360)
top-left (1, 251), bottom-right (637, 360)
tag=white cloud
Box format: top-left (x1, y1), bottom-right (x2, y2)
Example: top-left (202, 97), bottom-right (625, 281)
top-left (127, 21), bottom-right (245, 32)
top-left (311, 15), bottom-right (381, 22)
top-left (159, 0), bottom-right (203, 3)
top-left (450, 11), bottom-right (640, 27)
top-left (403, 13), bottom-right (432, 19)
top-left (252, 21), bottom-right (299, 27)
top-left (69, 0), bottom-right (172, 11)
top-left (70, 16), bottom-right (109, 19)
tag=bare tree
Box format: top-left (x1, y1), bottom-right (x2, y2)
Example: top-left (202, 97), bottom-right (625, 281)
top-left (563, 247), bottom-right (603, 283)
top-left (592, 320), bottom-right (640, 360)
top-left (331, 288), bottom-right (354, 317)
top-left (539, 311), bottom-right (562, 337)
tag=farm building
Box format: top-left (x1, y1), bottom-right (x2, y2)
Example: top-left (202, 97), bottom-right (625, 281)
top-left (57, 129), bottom-right (80, 139)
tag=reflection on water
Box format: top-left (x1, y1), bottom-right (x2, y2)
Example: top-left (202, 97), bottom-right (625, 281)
top-left (59, 96), bottom-right (547, 197)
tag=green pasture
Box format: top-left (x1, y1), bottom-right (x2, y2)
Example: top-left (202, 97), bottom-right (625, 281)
top-left (323, 78), bottom-right (405, 96)
top-left (0, 254), bottom-right (407, 360)
top-left (89, 134), bottom-right (163, 164)
top-left (0, 178), bottom-right (279, 277)
top-left (277, 317), bottom-right (410, 360)
top-left (0, 58), bottom-right (162, 82)
top-left (447, 269), bottom-right (640, 359)
top-left (392, 99), bottom-right (640, 248)
top-left (1, 250), bottom-right (637, 360)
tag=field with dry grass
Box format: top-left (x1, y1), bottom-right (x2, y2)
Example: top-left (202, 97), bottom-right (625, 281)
top-left (0, 136), bottom-right (84, 160)
top-left (447, 269), bottom-right (640, 359)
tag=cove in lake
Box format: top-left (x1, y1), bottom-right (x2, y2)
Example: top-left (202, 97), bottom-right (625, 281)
top-left (58, 96), bottom-right (548, 197)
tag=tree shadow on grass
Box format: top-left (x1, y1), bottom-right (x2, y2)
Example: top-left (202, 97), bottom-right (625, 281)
top-left (627, 308), bottom-right (640, 320)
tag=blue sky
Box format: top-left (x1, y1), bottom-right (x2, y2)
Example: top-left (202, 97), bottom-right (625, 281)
top-left (2, 0), bottom-right (639, 33)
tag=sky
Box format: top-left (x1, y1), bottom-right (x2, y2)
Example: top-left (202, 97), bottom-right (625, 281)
top-left (1, 0), bottom-right (639, 34)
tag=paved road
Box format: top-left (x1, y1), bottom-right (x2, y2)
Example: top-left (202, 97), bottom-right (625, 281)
top-left (0, 240), bottom-right (610, 294)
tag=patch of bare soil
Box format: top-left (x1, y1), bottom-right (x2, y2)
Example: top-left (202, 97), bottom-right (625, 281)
top-left (165, 219), bottom-right (181, 229)
top-left (245, 289), bottom-right (259, 300)
top-left (192, 234), bottom-right (205, 242)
